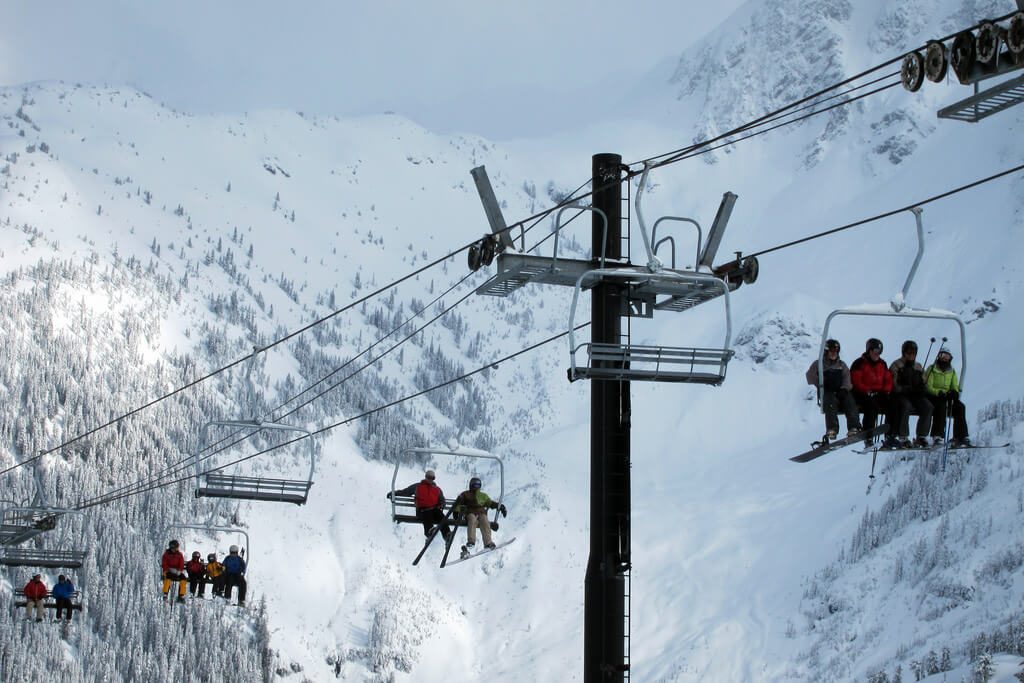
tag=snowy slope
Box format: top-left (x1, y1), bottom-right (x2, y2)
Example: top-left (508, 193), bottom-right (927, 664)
top-left (3, 0), bottom-right (1024, 680)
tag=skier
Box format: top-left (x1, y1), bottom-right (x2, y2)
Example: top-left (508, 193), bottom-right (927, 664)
top-left (206, 553), bottom-right (226, 597)
top-left (889, 340), bottom-right (933, 448)
top-left (453, 477), bottom-right (507, 559)
top-left (23, 573), bottom-right (48, 622)
top-left (388, 469), bottom-right (453, 543)
top-left (161, 539), bottom-right (187, 603)
top-left (925, 348), bottom-right (971, 446)
top-left (805, 338), bottom-right (862, 440)
top-left (52, 574), bottom-right (75, 623)
top-left (851, 338), bottom-right (898, 448)
top-left (185, 551), bottom-right (208, 598)
top-left (222, 545), bottom-right (247, 606)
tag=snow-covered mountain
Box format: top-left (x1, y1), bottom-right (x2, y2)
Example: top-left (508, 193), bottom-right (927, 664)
top-left (2, 0), bottom-right (1024, 681)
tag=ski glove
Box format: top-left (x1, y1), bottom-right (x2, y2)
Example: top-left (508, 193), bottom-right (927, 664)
top-left (948, 389), bottom-right (959, 401)
top-left (498, 504), bottom-right (508, 518)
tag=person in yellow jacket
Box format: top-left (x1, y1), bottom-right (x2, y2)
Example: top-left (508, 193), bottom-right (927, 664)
top-left (453, 477), bottom-right (507, 559)
top-left (925, 349), bottom-right (970, 446)
top-left (205, 553), bottom-right (226, 598)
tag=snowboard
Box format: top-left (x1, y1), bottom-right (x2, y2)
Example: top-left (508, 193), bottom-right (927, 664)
top-left (443, 538), bottom-right (517, 567)
top-left (790, 425), bottom-right (886, 463)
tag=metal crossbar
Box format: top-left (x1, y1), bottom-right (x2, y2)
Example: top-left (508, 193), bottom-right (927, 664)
top-left (390, 496), bottom-right (469, 526)
top-left (198, 473), bottom-right (312, 505)
top-left (0, 547), bottom-right (87, 569)
top-left (570, 343), bottom-right (734, 384)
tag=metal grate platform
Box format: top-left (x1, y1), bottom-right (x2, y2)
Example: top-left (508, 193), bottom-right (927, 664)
top-left (0, 547), bottom-right (87, 569)
top-left (568, 343), bottom-right (734, 384)
top-left (938, 73), bottom-right (1024, 122)
top-left (197, 473), bottom-right (313, 505)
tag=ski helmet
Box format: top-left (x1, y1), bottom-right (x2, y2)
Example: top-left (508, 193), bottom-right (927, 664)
top-left (424, 469), bottom-right (436, 480)
top-left (207, 554), bottom-right (216, 561)
top-left (229, 545), bottom-right (239, 553)
top-left (192, 551), bottom-right (201, 558)
top-left (469, 477), bottom-right (482, 490)
top-left (865, 338), bottom-right (883, 353)
top-left (901, 340), bottom-right (918, 354)
top-left (825, 339), bottom-right (841, 353)
top-left (936, 348), bottom-right (953, 362)
top-left (169, 539), bottom-right (179, 549)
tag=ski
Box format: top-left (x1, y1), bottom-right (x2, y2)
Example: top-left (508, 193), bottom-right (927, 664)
top-left (443, 538), bottom-right (517, 567)
top-left (412, 524), bottom-right (444, 566)
top-left (853, 442), bottom-right (1009, 455)
top-left (790, 425), bottom-right (886, 463)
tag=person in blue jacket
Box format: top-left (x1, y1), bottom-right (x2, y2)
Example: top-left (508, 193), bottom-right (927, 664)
top-left (222, 545), bottom-right (247, 607)
top-left (52, 574), bottom-right (76, 622)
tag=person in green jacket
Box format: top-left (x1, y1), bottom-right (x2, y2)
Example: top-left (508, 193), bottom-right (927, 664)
top-left (453, 477), bottom-right (507, 558)
top-left (925, 348), bottom-right (970, 446)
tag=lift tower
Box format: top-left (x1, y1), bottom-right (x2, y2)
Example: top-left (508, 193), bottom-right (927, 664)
top-left (584, 153), bottom-right (630, 680)
top-left (471, 155), bottom-right (757, 680)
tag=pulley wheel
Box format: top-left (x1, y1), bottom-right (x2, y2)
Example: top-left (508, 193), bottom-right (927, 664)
top-left (1008, 13), bottom-right (1024, 59)
top-left (950, 31), bottom-right (977, 83)
top-left (975, 21), bottom-right (999, 66)
top-left (479, 236), bottom-right (495, 267)
top-left (901, 51), bottom-right (925, 92)
top-left (741, 256), bottom-right (759, 285)
top-left (925, 41), bottom-right (948, 82)
top-left (467, 243), bottom-right (482, 272)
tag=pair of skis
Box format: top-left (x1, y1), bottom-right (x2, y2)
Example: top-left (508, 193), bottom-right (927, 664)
top-left (411, 510), bottom-right (515, 568)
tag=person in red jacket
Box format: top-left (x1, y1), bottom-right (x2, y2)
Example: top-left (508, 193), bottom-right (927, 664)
top-left (850, 338), bottom-right (899, 448)
top-left (23, 573), bottom-right (48, 622)
top-left (388, 469), bottom-right (453, 543)
top-left (185, 551), bottom-right (208, 598)
top-left (161, 539), bottom-right (187, 603)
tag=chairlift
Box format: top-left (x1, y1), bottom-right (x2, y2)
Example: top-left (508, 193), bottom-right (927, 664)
top-left (389, 447), bottom-right (505, 530)
top-left (193, 350), bottom-right (316, 505)
top-left (0, 452), bottom-right (89, 568)
top-left (566, 163), bottom-right (752, 384)
top-left (163, 522), bottom-right (250, 569)
top-left (817, 207), bottom-right (968, 400)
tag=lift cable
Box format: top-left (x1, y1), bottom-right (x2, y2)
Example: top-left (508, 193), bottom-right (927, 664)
top-left (742, 161), bottom-right (1024, 259)
top-left (631, 9), bottom-right (1019, 172)
top-left (76, 210), bottom-right (587, 508)
top-left (77, 322), bottom-right (590, 511)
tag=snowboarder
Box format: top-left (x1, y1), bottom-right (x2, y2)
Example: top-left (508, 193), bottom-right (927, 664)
top-left (23, 574), bottom-right (47, 622)
top-left (185, 551), bottom-right (208, 598)
top-left (805, 338), bottom-right (862, 440)
top-left (52, 575), bottom-right (75, 622)
top-left (850, 338), bottom-right (898, 448)
top-left (889, 340), bottom-right (933, 448)
top-left (453, 477), bottom-right (507, 559)
top-left (206, 553), bottom-right (225, 597)
top-left (161, 539), bottom-right (187, 603)
top-left (222, 545), bottom-right (247, 606)
top-left (388, 469), bottom-right (453, 543)
top-left (925, 348), bottom-right (970, 446)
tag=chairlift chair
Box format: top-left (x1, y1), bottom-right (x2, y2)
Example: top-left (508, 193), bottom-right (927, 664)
top-left (163, 522), bottom-right (251, 569)
top-left (817, 207), bottom-right (968, 402)
top-left (389, 448), bottom-right (506, 529)
top-left (193, 351), bottom-right (316, 505)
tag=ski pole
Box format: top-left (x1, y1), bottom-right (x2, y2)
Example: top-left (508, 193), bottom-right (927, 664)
top-left (923, 337), bottom-right (936, 368)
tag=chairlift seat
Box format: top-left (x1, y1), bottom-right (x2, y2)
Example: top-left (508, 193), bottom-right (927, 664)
top-left (197, 473), bottom-right (312, 505)
top-left (0, 547), bottom-right (87, 569)
top-left (390, 495), bottom-right (469, 527)
top-left (14, 589), bottom-right (82, 611)
top-left (569, 343), bottom-right (734, 384)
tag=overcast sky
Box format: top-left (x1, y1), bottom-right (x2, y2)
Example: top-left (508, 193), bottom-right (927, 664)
top-left (2, 1), bottom-right (745, 139)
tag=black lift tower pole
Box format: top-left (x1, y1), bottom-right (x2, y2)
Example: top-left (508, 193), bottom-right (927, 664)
top-left (584, 153), bottom-right (630, 681)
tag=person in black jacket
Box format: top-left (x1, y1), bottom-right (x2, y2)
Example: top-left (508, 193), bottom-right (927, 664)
top-left (889, 340), bottom-right (933, 448)
top-left (805, 339), bottom-right (862, 440)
